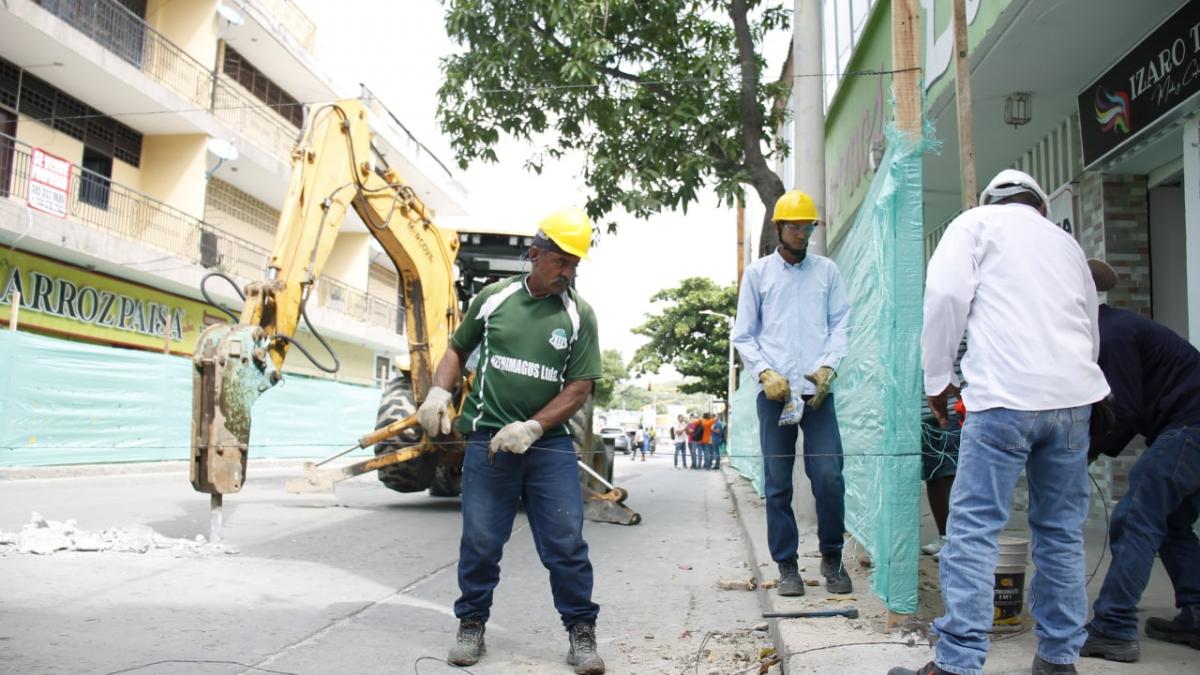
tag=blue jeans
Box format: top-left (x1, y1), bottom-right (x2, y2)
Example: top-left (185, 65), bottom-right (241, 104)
top-left (689, 441), bottom-right (700, 468)
top-left (757, 392), bottom-right (846, 560)
top-left (1090, 426), bottom-right (1200, 640)
top-left (674, 441), bottom-right (688, 467)
top-left (454, 432), bottom-right (599, 628)
top-left (934, 406), bottom-right (1091, 675)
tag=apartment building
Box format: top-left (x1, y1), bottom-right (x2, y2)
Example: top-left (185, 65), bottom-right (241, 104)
top-left (0, 0), bottom-right (467, 393)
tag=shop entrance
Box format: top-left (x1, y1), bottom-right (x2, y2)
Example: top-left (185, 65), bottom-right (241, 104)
top-left (1149, 177), bottom-right (1188, 340)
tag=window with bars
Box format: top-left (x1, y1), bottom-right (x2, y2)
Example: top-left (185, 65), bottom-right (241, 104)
top-left (222, 46), bottom-right (304, 128)
top-left (0, 56), bottom-right (142, 167)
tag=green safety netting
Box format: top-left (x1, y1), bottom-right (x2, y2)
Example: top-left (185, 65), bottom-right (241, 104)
top-left (831, 122), bottom-right (929, 614)
top-left (728, 368), bottom-right (763, 494)
top-left (0, 328), bottom-right (380, 466)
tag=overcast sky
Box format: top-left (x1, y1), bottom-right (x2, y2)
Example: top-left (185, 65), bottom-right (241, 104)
top-left (295, 1), bottom-right (787, 366)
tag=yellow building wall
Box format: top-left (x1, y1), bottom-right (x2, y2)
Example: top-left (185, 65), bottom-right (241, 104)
top-left (203, 178), bottom-right (279, 251)
top-left (324, 232), bottom-right (370, 291)
top-left (145, 0), bottom-right (219, 69)
top-left (140, 135), bottom-right (208, 219)
top-left (282, 330), bottom-right (381, 387)
top-left (15, 117), bottom-right (141, 192)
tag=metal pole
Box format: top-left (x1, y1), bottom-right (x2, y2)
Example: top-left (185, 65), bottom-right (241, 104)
top-left (794, 0), bottom-right (827, 255)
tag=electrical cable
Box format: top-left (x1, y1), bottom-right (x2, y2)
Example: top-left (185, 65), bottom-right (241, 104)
top-left (102, 660), bottom-right (300, 675)
top-left (412, 655), bottom-right (478, 674)
top-left (200, 270), bottom-right (245, 322)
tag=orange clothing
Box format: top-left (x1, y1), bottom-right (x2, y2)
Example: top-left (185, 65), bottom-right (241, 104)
top-left (700, 417), bottom-right (717, 444)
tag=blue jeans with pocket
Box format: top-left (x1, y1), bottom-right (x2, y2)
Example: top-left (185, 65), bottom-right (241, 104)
top-left (454, 431), bottom-right (599, 628)
top-left (757, 392), bottom-right (846, 560)
top-left (1089, 426), bottom-right (1200, 640)
top-left (674, 441), bottom-right (688, 467)
top-left (934, 406), bottom-right (1091, 675)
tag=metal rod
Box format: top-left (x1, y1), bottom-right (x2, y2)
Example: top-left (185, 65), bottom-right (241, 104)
top-left (577, 460), bottom-right (615, 491)
top-left (209, 493), bottom-right (223, 544)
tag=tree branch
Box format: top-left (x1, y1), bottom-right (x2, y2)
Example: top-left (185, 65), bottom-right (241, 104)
top-left (729, 0), bottom-right (784, 230)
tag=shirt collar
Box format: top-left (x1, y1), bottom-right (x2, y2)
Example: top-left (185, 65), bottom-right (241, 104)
top-left (773, 247), bottom-right (810, 269)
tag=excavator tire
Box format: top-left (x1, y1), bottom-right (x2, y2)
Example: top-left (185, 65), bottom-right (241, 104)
top-left (373, 374), bottom-right (437, 493)
top-left (429, 463), bottom-right (463, 497)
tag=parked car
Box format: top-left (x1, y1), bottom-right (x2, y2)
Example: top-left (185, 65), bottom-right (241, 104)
top-left (598, 427), bottom-right (632, 454)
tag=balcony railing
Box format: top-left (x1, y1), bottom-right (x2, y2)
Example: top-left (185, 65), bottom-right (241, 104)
top-left (212, 75), bottom-right (300, 161)
top-left (0, 134), bottom-right (398, 332)
top-left (33, 0), bottom-right (212, 109)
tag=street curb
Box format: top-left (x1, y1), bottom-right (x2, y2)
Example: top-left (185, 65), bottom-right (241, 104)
top-left (721, 465), bottom-right (792, 674)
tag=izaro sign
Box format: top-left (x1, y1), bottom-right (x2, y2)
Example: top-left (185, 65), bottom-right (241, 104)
top-left (28, 147), bottom-right (72, 218)
top-left (1078, 0), bottom-right (1200, 167)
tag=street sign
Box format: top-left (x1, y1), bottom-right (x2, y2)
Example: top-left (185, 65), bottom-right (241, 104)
top-left (28, 147), bottom-right (71, 218)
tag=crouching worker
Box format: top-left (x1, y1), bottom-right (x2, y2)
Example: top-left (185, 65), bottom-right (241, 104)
top-left (416, 208), bottom-right (606, 674)
top-left (1081, 259), bottom-right (1200, 663)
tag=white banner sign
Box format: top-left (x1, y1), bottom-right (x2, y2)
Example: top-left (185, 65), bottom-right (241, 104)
top-left (28, 147), bottom-right (71, 218)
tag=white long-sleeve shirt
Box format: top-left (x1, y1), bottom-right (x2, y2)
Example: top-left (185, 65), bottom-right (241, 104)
top-left (732, 251), bottom-right (851, 395)
top-left (921, 203), bottom-right (1109, 411)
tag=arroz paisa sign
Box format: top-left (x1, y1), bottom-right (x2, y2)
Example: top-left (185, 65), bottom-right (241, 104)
top-left (1078, 0), bottom-right (1200, 167)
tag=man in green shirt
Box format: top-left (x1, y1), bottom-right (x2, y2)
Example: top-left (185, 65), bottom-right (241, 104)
top-left (416, 208), bottom-right (605, 674)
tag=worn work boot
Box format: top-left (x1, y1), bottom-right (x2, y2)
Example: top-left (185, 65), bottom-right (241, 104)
top-left (821, 551), bottom-right (853, 594)
top-left (1032, 655), bottom-right (1077, 674)
top-left (887, 662), bottom-right (950, 675)
top-left (1080, 624), bottom-right (1140, 662)
top-left (447, 617), bottom-right (486, 666)
top-left (1146, 612), bottom-right (1200, 650)
top-left (777, 558), bottom-right (805, 597)
top-left (566, 622), bottom-right (605, 674)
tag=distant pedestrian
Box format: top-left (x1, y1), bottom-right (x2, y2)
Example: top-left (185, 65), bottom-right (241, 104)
top-left (731, 188), bottom-right (853, 598)
top-left (687, 415), bottom-right (701, 469)
top-left (1080, 259), bottom-right (1200, 663)
top-left (711, 417), bottom-right (726, 470)
top-left (892, 170), bottom-right (1109, 675)
top-left (673, 415), bottom-right (689, 469)
top-left (635, 426), bottom-right (647, 461)
top-left (699, 413), bottom-right (717, 469)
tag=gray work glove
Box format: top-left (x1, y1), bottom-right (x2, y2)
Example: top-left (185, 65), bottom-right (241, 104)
top-left (488, 420), bottom-right (543, 461)
top-left (416, 386), bottom-right (454, 437)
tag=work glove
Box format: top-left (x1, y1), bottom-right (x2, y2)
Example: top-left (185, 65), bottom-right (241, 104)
top-left (759, 369), bottom-right (791, 402)
top-left (489, 420), bottom-right (543, 462)
top-left (415, 386), bottom-right (454, 437)
top-left (804, 366), bottom-right (836, 410)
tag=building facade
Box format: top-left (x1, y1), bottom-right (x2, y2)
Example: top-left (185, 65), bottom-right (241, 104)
top-left (0, 0), bottom-right (466, 389)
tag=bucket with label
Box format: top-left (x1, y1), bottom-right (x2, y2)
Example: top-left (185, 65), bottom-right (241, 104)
top-left (993, 536), bottom-right (1029, 629)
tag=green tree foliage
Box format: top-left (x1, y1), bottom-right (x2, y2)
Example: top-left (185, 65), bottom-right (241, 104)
top-left (438, 0), bottom-right (789, 243)
top-left (629, 277), bottom-right (737, 397)
top-left (594, 348), bottom-right (629, 407)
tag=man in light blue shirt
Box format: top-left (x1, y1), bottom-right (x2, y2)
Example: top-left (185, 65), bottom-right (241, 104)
top-left (731, 189), bottom-right (852, 596)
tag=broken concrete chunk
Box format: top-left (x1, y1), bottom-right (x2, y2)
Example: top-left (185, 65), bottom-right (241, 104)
top-left (804, 578), bottom-right (819, 586)
top-left (717, 578), bottom-right (758, 591)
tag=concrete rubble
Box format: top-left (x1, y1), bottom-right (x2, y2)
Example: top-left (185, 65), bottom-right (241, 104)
top-left (0, 511), bottom-right (239, 557)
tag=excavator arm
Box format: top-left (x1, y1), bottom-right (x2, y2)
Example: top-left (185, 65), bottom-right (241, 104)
top-left (190, 99), bottom-right (459, 496)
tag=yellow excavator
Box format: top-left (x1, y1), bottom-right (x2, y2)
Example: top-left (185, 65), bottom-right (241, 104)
top-left (188, 99), bottom-right (638, 531)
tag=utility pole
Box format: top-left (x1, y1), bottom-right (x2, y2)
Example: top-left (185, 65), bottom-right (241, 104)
top-left (736, 197), bottom-right (745, 295)
top-left (892, 0), bottom-right (921, 140)
top-left (952, 0), bottom-right (978, 208)
top-left (794, 0), bottom-right (827, 255)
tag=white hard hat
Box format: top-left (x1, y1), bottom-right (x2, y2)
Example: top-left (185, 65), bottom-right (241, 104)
top-left (980, 169), bottom-right (1050, 209)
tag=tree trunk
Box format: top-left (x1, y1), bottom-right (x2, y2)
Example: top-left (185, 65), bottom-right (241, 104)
top-left (729, 0), bottom-right (784, 256)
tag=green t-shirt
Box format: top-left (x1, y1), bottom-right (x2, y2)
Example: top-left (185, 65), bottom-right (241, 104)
top-left (451, 275), bottom-right (602, 437)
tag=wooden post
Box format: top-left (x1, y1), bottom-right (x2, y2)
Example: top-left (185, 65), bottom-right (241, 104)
top-left (953, 0), bottom-right (978, 208)
top-left (8, 290), bottom-right (19, 331)
top-left (891, 0), bottom-right (921, 139)
top-left (736, 197), bottom-right (746, 294)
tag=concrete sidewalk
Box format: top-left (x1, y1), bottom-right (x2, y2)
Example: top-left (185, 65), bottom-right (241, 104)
top-left (719, 465), bottom-right (1194, 674)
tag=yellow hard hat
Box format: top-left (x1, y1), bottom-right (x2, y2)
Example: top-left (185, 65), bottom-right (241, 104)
top-left (537, 208), bottom-right (593, 259)
top-left (773, 190), bottom-right (820, 222)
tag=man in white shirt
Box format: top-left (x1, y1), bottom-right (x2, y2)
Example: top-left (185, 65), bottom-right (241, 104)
top-left (891, 170), bottom-right (1109, 675)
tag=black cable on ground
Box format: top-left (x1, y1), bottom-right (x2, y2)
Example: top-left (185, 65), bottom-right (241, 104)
top-left (103, 659), bottom-right (299, 675)
top-left (412, 655), bottom-right (478, 674)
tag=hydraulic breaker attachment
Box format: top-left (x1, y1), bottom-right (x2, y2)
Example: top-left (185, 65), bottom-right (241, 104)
top-left (578, 460), bottom-right (640, 525)
top-left (191, 323), bottom-right (280, 495)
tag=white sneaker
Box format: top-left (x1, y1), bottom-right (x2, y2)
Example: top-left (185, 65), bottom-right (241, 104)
top-left (921, 536), bottom-right (946, 557)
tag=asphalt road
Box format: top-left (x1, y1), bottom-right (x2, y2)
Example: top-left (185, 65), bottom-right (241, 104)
top-left (0, 451), bottom-right (776, 675)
